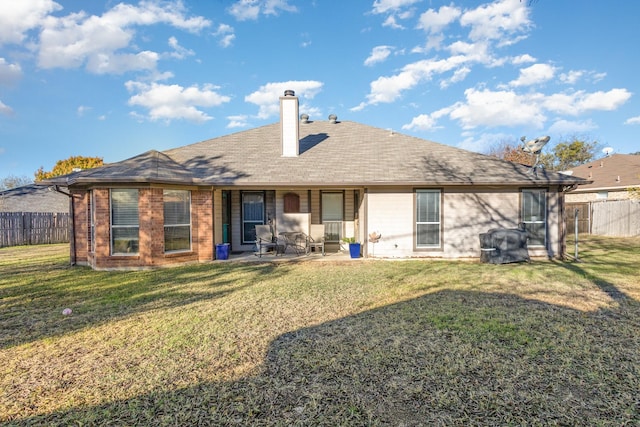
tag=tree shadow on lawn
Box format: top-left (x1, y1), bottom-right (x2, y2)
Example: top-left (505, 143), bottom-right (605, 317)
top-left (17, 289), bottom-right (640, 426)
top-left (0, 261), bottom-right (290, 349)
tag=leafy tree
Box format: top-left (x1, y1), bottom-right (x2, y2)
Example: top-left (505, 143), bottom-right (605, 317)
top-left (0, 174), bottom-right (32, 191)
top-left (35, 156), bottom-right (103, 181)
top-left (540, 137), bottom-right (598, 171)
top-left (487, 135), bottom-right (599, 171)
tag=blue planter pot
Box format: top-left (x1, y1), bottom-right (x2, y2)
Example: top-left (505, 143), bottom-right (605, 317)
top-left (349, 243), bottom-right (361, 258)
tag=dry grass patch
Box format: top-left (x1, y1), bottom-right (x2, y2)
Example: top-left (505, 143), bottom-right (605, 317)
top-left (1, 237), bottom-right (639, 425)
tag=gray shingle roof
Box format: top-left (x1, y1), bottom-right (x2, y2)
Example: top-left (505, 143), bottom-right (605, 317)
top-left (565, 154), bottom-right (640, 192)
top-left (57, 120), bottom-right (588, 188)
top-left (0, 184), bottom-right (69, 212)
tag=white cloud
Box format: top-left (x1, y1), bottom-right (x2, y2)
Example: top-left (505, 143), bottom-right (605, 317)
top-left (440, 66), bottom-right (471, 89)
top-left (371, 0), bottom-right (421, 15)
top-left (624, 116), bottom-right (640, 126)
top-left (37, 1), bottom-right (210, 73)
top-left (359, 55), bottom-right (469, 107)
top-left (227, 114), bottom-right (250, 128)
top-left (0, 0), bottom-right (61, 45)
top-left (509, 63), bottom-right (556, 87)
top-left (125, 80), bottom-right (231, 123)
top-left (77, 105), bottom-right (91, 117)
top-left (406, 86), bottom-right (632, 134)
top-left (460, 0), bottom-right (532, 44)
top-left (87, 51), bottom-right (159, 75)
top-left (0, 58), bottom-right (23, 86)
top-left (0, 100), bottom-right (14, 115)
top-left (214, 24), bottom-right (235, 48)
top-left (559, 70), bottom-right (583, 85)
top-left (448, 87), bottom-right (547, 129)
top-left (245, 81), bottom-right (323, 119)
top-left (167, 36), bottom-right (194, 59)
top-left (228, 0), bottom-right (297, 21)
top-left (544, 88), bottom-right (631, 116)
top-left (417, 5), bottom-right (461, 34)
top-left (457, 132), bottom-right (513, 153)
top-left (511, 54), bottom-right (536, 64)
top-left (364, 46), bottom-right (393, 66)
top-left (382, 15), bottom-right (404, 30)
top-left (548, 119), bottom-right (597, 134)
top-left (402, 113), bottom-right (438, 131)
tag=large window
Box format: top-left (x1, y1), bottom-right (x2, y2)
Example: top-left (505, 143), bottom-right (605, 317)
top-left (110, 189), bottom-right (139, 254)
top-left (522, 189), bottom-right (546, 246)
top-left (164, 190), bottom-right (191, 252)
top-left (416, 189), bottom-right (441, 248)
top-left (242, 192), bottom-right (264, 244)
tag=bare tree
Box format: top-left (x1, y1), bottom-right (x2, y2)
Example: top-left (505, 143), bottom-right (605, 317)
top-left (0, 175), bottom-right (32, 191)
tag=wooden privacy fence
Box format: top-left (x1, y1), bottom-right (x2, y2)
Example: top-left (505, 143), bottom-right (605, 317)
top-left (591, 200), bottom-right (640, 237)
top-left (0, 212), bottom-right (70, 248)
top-left (566, 200), bottom-right (640, 237)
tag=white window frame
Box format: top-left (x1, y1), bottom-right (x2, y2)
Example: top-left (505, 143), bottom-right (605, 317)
top-left (163, 189), bottom-right (192, 253)
top-left (521, 188), bottom-right (547, 247)
top-left (415, 189), bottom-right (442, 249)
top-left (110, 189), bottom-right (139, 255)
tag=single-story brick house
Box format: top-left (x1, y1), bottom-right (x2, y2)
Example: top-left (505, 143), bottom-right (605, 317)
top-left (44, 90), bottom-right (588, 269)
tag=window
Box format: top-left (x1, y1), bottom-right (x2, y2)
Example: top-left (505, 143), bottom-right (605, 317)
top-left (242, 192), bottom-right (264, 244)
top-left (416, 189), bottom-right (441, 248)
top-left (110, 189), bottom-right (139, 254)
top-left (522, 189), bottom-right (546, 246)
top-left (164, 190), bottom-right (191, 252)
top-left (322, 192), bottom-right (343, 242)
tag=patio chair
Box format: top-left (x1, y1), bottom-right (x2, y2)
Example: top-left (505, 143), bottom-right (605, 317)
top-left (307, 224), bottom-right (325, 256)
top-left (279, 231), bottom-right (307, 255)
top-left (254, 224), bottom-right (281, 257)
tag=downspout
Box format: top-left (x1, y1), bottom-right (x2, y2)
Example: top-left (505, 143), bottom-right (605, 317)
top-left (51, 185), bottom-right (76, 266)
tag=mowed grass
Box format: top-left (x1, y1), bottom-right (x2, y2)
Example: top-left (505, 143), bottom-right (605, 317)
top-left (1, 237), bottom-right (639, 426)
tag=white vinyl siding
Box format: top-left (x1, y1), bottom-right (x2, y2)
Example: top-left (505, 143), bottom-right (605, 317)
top-left (164, 190), bottom-right (191, 253)
top-left (110, 189), bottom-right (139, 254)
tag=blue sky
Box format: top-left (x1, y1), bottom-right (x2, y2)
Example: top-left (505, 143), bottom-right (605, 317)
top-left (1, 0), bottom-right (638, 179)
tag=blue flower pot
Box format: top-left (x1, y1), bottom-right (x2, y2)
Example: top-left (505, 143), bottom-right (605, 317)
top-left (349, 243), bottom-right (361, 258)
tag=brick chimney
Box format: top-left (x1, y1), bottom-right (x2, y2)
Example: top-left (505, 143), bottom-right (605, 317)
top-left (280, 90), bottom-right (299, 157)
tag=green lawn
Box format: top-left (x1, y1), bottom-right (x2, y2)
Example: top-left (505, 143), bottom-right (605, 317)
top-left (1, 237), bottom-right (639, 426)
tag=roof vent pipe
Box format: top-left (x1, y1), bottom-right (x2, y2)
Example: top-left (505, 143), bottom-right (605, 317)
top-left (328, 114), bottom-right (338, 124)
top-left (300, 113), bottom-right (309, 124)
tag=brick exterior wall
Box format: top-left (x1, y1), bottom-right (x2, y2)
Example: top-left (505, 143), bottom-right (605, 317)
top-left (71, 190), bottom-right (89, 265)
top-left (72, 187), bottom-right (215, 270)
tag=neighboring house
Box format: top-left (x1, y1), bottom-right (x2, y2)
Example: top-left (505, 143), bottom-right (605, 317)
top-left (564, 154), bottom-right (640, 236)
top-left (0, 184), bottom-right (69, 213)
top-left (564, 154), bottom-right (640, 202)
top-left (44, 90), bottom-right (588, 270)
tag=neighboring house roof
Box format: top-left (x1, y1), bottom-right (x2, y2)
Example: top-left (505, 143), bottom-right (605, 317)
top-left (0, 184), bottom-right (69, 213)
top-left (46, 120), bottom-right (588, 188)
top-left (565, 154), bottom-right (640, 193)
